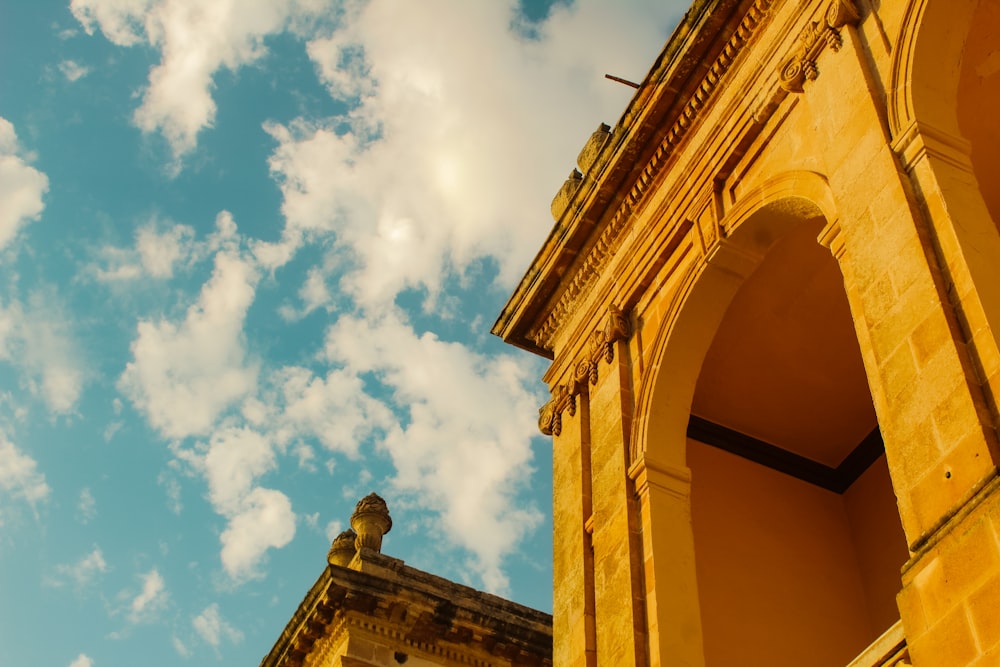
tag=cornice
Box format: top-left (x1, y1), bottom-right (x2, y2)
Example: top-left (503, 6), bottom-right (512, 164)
top-left (492, 0), bottom-right (775, 358)
top-left (494, 0), bottom-right (863, 364)
top-left (260, 554), bottom-right (552, 667)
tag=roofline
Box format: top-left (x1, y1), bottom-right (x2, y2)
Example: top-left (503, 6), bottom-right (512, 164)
top-left (492, 0), bottom-right (751, 357)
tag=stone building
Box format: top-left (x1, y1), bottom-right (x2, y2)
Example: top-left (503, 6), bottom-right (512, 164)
top-left (260, 494), bottom-right (553, 667)
top-left (494, 0), bottom-right (1000, 665)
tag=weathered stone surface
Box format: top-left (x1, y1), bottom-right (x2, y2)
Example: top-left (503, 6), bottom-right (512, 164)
top-left (494, 0), bottom-right (1000, 665)
top-left (262, 495), bottom-right (552, 667)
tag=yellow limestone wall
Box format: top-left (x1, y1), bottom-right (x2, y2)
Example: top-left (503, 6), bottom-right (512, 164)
top-left (499, 0), bottom-right (1000, 665)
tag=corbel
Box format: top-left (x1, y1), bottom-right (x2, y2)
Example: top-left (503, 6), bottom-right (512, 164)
top-left (778, 0), bottom-right (862, 93)
top-left (537, 305), bottom-right (631, 435)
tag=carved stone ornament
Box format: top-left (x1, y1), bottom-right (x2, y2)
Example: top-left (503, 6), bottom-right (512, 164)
top-left (350, 493), bottom-right (392, 553)
top-left (538, 305), bottom-right (630, 436)
top-left (778, 0), bottom-right (861, 93)
top-left (327, 528), bottom-right (358, 567)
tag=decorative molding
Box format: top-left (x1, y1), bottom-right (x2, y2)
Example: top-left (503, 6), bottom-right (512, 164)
top-left (778, 0), bottom-right (861, 93)
top-left (528, 0), bottom-right (775, 351)
top-left (538, 305), bottom-right (630, 436)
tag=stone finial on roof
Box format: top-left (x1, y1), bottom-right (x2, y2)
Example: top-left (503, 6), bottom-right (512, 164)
top-left (327, 528), bottom-right (357, 567)
top-left (350, 492), bottom-right (392, 554)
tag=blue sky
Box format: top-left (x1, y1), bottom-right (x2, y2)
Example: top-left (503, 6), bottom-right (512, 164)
top-left (0, 0), bottom-right (684, 664)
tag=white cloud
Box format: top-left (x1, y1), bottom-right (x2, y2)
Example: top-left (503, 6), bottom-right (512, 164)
top-left (95, 220), bottom-right (196, 281)
top-left (68, 654), bottom-right (93, 667)
top-left (0, 117), bottom-right (48, 251)
top-left (262, 0), bottom-right (681, 306)
top-left (272, 365), bottom-right (393, 456)
top-left (71, 0), bottom-right (334, 161)
top-left (78, 487), bottom-right (97, 522)
top-left (172, 426), bottom-right (295, 580)
top-left (0, 434), bottom-right (50, 510)
top-left (128, 568), bottom-right (168, 623)
top-left (192, 603), bottom-right (243, 648)
top-left (118, 248), bottom-right (259, 439)
top-left (324, 310), bottom-right (543, 592)
top-left (219, 486), bottom-right (295, 580)
top-left (323, 519), bottom-right (341, 542)
top-left (58, 60), bottom-right (91, 82)
top-left (202, 427), bottom-right (275, 516)
top-left (50, 547), bottom-right (108, 588)
top-left (0, 294), bottom-right (86, 414)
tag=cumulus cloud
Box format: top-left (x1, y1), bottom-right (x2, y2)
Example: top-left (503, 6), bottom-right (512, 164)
top-left (68, 654), bottom-right (94, 667)
top-left (0, 434), bottom-right (50, 511)
top-left (0, 117), bottom-right (48, 251)
top-left (325, 310), bottom-right (543, 592)
top-left (71, 0), bottom-right (334, 161)
top-left (173, 427), bottom-right (295, 580)
top-left (263, 0), bottom-right (680, 305)
top-left (192, 603), bottom-right (243, 648)
top-left (219, 486), bottom-right (295, 579)
top-left (118, 247), bottom-right (259, 439)
top-left (272, 365), bottom-right (393, 456)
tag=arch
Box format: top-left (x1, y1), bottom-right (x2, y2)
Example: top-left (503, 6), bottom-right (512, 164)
top-left (632, 172), bottom-right (838, 468)
top-left (888, 0), bottom-right (979, 140)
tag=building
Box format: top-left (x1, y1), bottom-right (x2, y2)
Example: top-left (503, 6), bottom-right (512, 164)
top-left (493, 0), bottom-right (1000, 665)
top-left (260, 494), bottom-right (553, 667)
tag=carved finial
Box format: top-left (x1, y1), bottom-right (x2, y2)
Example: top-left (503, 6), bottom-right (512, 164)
top-left (350, 493), bottom-right (393, 553)
top-left (327, 528), bottom-right (357, 567)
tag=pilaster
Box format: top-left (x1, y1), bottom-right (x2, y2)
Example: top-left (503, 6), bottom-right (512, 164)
top-left (588, 336), bottom-right (646, 667)
top-left (552, 391), bottom-right (595, 667)
top-left (629, 456), bottom-right (705, 667)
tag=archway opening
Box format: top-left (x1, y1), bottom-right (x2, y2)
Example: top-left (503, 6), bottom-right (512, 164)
top-left (957, 0), bottom-right (1000, 231)
top-left (686, 221), bottom-right (908, 666)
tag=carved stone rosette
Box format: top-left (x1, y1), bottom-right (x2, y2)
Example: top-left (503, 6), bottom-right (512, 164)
top-left (350, 493), bottom-right (392, 553)
top-left (327, 528), bottom-right (358, 567)
top-left (538, 305), bottom-right (630, 436)
top-left (778, 0), bottom-right (861, 93)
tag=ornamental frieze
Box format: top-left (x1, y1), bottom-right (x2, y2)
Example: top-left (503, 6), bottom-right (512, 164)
top-left (538, 305), bottom-right (630, 436)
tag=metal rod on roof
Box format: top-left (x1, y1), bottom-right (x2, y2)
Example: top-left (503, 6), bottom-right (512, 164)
top-left (604, 73), bottom-right (640, 89)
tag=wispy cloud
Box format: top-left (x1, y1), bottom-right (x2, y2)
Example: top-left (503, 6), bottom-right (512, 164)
top-left (0, 433), bottom-right (50, 516)
top-left (93, 219), bottom-right (196, 282)
top-left (192, 603), bottom-right (243, 649)
top-left (48, 547), bottom-right (108, 588)
top-left (0, 293), bottom-right (86, 414)
top-left (77, 487), bottom-right (97, 522)
top-left (128, 568), bottom-right (168, 623)
top-left (0, 117), bottom-right (48, 251)
top-left (58, 59), bottom-right (91, 82)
